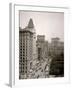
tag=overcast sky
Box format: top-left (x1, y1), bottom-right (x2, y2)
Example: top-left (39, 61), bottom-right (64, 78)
top-left (19, 11), bottom-right (64, 42)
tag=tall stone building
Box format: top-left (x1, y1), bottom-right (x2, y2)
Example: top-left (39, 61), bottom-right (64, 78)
top-left (19, 18), bottom-right (36, 79)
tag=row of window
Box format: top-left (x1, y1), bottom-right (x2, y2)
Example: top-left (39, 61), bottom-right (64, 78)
top-left (19, 36), bottom-right (33, 40)
top-left (19, 62), bottom-right (27, 64)
top-left (19, 65), bottom-right (27, 70)
top-left (19, 66), bottom-right (27, 70)
top-left (19, 66), bottom-right (27, 69)
top-left (19, 70), bottom-right (27, 74)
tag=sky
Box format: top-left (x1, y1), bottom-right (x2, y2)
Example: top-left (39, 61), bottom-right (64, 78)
top-left (19, 11), bottom-right (64, 42)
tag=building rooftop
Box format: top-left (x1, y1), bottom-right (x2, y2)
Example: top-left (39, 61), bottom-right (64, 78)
top-left (51, 37), bottom-right (60, 41)
top-left (19, 18), bottom-right (35, 33)
top-left (28, 18), bottom-right (34, 28)
top-left (37, 35), bottom-right (45, 41)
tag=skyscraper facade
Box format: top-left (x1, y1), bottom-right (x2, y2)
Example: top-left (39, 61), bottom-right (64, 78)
top-left (19, 18), bottom-right (36, 79)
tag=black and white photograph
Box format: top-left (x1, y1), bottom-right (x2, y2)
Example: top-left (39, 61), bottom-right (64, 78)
top-left (19, 11), bottom-right (64, 79)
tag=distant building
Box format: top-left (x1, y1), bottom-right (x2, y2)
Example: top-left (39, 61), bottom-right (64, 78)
top-left (49, 37), bottom-right (64, 77)
top-left (36, 35), bottom-right (49, 60)
top-left (49, 37), bottom-right (64, 56)
top-left (19, 18), bottom-right (36, 79)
